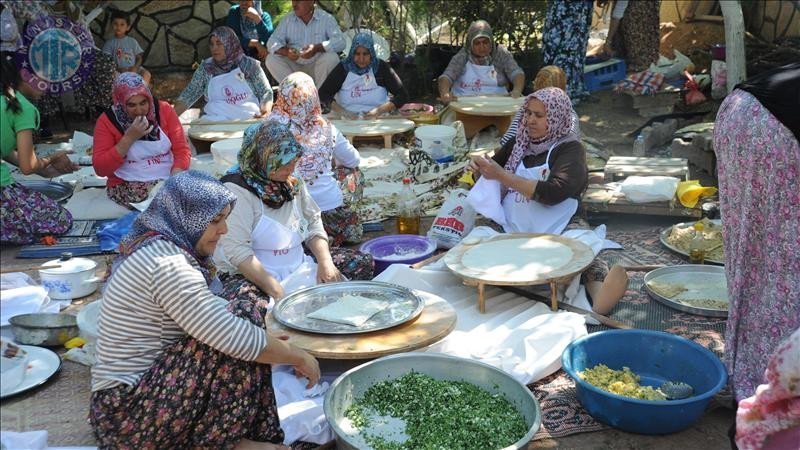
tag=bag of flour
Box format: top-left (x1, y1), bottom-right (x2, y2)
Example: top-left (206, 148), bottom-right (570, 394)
top-left (427, 188), bottom-right (476, 249)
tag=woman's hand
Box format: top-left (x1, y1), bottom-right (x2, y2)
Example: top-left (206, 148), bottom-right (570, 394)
top-left (471, 155), bottom-right (507, 182)
top-left (439, 92), bottom-right (457, 105)
top-left (510, 89), bottom-right (523, 99)
top-left (316, 258), bottom-right (342, 284)
top-left (243, 7), bottom-right (262, 23)
top-left (124, 115), bottom-right (152, 141)
top-left (292, 347), bottom-right (321, 387)
top-left (250, 41), bottom-right (268, 60)
top-left (263, 274), bottom-right (284, 301)
top-left (47, 151), bottom-right (79, 174)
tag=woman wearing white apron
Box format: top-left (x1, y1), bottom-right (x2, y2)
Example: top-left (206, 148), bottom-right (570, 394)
top-left (318, 32), bottom-right (409, 118)
top-left (215, 122), bottom-right (373, 304)
top-left (438, 20), bottom-right (525, 104)
top-left (468, 87), bottom-right (628, 315)
top-left (174, 26), bottom-right (273, 120)
top-left (93, 73), bottom-right (190, 206)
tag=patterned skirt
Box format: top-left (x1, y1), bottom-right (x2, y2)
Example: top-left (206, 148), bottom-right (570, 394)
top-left (89, 295), bottom-right (285, 449)
top-left (0, 182), bottom-right (73, 244)
top-left (321, 204), bottom-right (363, 246)
top-left (611, 0), bottom-right (662, 73)
top-left (542, 0), bottom-right (593, 101)
top-left (106, 180), bottom-right (159, 207)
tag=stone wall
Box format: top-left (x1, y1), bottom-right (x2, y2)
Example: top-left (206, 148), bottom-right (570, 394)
top-left (91, 1), bottom-right (235, 72)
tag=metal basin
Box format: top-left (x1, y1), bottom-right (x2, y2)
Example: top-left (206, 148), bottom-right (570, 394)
top-left (8, 313), bottom-right (79, 346)
top-left (324, 353), bottom-right (541, 449)
top-left (19, 180), bottom-right (74, 203)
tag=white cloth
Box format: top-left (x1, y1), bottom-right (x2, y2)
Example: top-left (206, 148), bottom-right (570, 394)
top-left (336, 69), bottom-right (389, 113)
top-left (272, 366), bottom-right (335, 445)
top-left (0, 430), bottom-right (96, 450)
top-left (1, 274), bottom-right (71, 326)
top-left (64, 188), bottom-right (131, 220)
top-left (203, 68), bottom-right (261, 121)
top-left (452, 62), bottom-right (508, 97)
top-left (466, 177), bottom-right (506, 226)
top-left (112, 127), bottom-right (173, 182)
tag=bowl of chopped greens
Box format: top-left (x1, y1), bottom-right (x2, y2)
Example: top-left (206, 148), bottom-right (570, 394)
top-left (561, 330), bottom-right (727, 434)
top-left (324, 352), bottom-right (540, 449)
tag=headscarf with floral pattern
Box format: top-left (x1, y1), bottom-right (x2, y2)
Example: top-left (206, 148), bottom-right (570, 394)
top-left (111, 72), bottom-right (160, 141)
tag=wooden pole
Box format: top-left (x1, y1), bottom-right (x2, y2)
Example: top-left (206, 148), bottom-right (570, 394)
top-left (720, 2), bottom-right (747, 92)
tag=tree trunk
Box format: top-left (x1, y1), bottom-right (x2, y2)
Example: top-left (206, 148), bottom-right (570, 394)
top-left (385, 0), bottom-right (417, 47)
top-left (720, 2), bottom-right (747, 90)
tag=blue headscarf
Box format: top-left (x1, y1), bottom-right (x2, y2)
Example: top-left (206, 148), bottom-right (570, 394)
top-left (343, 31), bottom-right (379, 76)
top-left (114, 171), bottom-right (236, 286)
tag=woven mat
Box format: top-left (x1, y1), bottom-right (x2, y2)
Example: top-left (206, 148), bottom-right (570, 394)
top-left (17, 220), bottom-right (113, 259)
top-left (529, 227), bottom-right (727, 441)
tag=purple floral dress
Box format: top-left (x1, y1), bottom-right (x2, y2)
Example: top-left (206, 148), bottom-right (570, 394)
top-left (714, 89), bottom-right (800, 401)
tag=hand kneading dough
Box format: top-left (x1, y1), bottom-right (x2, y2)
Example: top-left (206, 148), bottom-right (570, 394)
top-left (461, 237), bottom-right (574, 282)
top-left (307, 295), bottom-right (389, 327)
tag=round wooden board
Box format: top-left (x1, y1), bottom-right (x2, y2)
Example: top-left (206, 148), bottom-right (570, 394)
top-left (331, 118), bottom-right (415, 137)
top-left (265, 289), bottom-right (456, 359)
top-left (188, 123), bottom-right (252, 142)
top-left (444, 233), bottom-right (595, 286)
top-left (450, 96), bottom-right (524, 116)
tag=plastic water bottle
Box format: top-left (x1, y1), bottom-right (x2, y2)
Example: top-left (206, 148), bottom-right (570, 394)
top-left (633, 134), bottom-right (645, 157)
top-left (397, 177), bottom-right (421, 235)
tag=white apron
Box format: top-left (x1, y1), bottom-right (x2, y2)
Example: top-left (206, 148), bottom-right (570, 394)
top-left (501, 143), bottom-right (578, 234)
top-left (452, 62), bottom-right (508, 97)
top-left (113, 126), bottom-right (173, 182)
top-left (251, 202), bottom-right (317, 295)
top-left (336, 69), bottom-right (389, 113)
top-left (203, 67), bottom-right (261, 121)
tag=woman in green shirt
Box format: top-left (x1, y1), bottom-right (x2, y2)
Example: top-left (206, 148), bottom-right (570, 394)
top-left (1, 54), bottom-right (77, 244)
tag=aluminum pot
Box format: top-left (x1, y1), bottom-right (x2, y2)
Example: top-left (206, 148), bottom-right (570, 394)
top-left (8, 313), bottom-right (79, 346)
top-left (38, 253), bottom-right (102, 300)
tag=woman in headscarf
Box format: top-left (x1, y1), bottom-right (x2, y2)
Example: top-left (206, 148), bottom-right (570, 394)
top-left (269, 72), bottom-right (368, 249)
top-left (318, 31), bottom-right (409, 119)
top-left (90, 170), bottom-right (319, 449)
top-left (438, 20), bottom-right (525, 104)
top-left (1, 54), bottom-right (77, 244)
top-left (541, 0), bottom-right (593, 102)
top-left (174, 26), bottom-right (273, 121)
top-left (93, 72), bottom-right (191, 206)
top-left (225, 0), bottom-right (273, 60)
top-left (216, 121), bottom-right (371, 302)
top-left (499, 65), bottom-right (581, 146)
top-left (595, 0), bottom-right (661, 73)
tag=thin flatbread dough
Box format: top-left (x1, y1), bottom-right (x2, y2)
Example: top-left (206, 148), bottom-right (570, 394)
top-left (461, 237), bottom-right (574, 282)
top-left (306, 295), bottom-right (389, 327)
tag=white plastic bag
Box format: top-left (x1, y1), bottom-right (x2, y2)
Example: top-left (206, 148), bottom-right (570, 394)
top-left (648, 50), bottom-right (692, 80)
top-left (620, 176), bottom-right (680, 203)
top-left (427, 188), bottom-right (476, 248)
top-left (711, 59), bottom-right (728, 99)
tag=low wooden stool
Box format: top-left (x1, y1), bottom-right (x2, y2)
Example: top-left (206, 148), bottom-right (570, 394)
top-left (603, 156), bottom-right (689, 182)
top-left (332, 118), bottom-right (415, 149)
top-left (449, 96), bottom-right (524, 139)
top-left (582, 185), bottom-right (702, 218)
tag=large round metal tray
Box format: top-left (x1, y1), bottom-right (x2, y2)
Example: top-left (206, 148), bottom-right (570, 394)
top-left (272, 281), bottom-right (424, 335)
top-left (659, 219), bottom-right (724, 265)
top-left (644, 265), bottom-right (728, 317)
top-left (18, 180), bottom-right (74, 203)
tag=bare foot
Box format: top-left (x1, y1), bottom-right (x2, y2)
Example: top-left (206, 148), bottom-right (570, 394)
top-left (234, 438), bottom-right (290, 450)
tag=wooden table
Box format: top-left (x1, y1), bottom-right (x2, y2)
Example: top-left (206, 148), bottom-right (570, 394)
top-left (187, 122), bottom-right (255, 142)
top-left (449, 96), bottom-right (524, 138)
top-left (332, 118), bottom-right (415, 149)
top-left (583, 185), bottom-right (702, 218)
top-left (265, 290), bottom-right (456, 359)
top-left (444, 233), bottom-right (595, 313)
top-left (603, 156), bottom-right (690, 182)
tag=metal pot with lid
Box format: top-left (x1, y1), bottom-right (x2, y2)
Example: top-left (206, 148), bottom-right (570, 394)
top-left (38, 252), bottom-right (102, 300)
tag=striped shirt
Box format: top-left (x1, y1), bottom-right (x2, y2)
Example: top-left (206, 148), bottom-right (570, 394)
top-left (91, 240), bottom-right (267, 392)
top-left (266, 7), bottom-right (345, 66)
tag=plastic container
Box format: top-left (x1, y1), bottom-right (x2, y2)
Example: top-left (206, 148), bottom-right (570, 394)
top-left (210, 138), bottom-right (243, 168)
top-left (561, 330), bottom-right (727, 435)
top-left (359, 234), bottom-right (437, 275)
top-left (710, 44), bottom-right (726, 61)
top-left (414, 125), bottom-right (455, 163)
top-left (583, 58), bottom-right (627, 92)
top-left (399, 103), bottom-right (434, 117)
top-left (76, 300), bottom-right (101, 343)
top-left (633, 134), bottom-right (645, 156)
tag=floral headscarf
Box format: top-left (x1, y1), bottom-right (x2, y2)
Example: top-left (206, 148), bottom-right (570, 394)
top-left (114, 170), bottom-right (236, 287)
top-left (111, 72), bottom-right (160, 141)
top-left (239, 0), bottom-right (263, 40)
top-left (464, 20), bottom-right (494, 66)
top-left (204, 26), bottom-right (245, 76)
top-left (343, 31), bottom-right (379, 76)
top-left (269, 72), bottom-right (332, 183)
top-left (227, 121), bottom-right (304, 209)
top-left (504, 87), bottom-right (579, 172)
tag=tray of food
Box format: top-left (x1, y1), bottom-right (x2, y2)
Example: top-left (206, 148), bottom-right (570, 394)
top-left (644, 265), bottom-right (728, 317)
top-left (272, 281), bottom-right (424, 335)
top-left (660, 218), bottom-right (724, 265)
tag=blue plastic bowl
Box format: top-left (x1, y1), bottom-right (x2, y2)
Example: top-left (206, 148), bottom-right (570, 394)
top-left (562, 330), bottom-right (727, 435)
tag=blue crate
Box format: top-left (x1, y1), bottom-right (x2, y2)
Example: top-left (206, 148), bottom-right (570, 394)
top-left (583, 58), bottom-right (627, 92)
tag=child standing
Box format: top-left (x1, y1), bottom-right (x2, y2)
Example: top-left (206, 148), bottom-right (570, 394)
top-left (102, 10), bottom-right (151, 85)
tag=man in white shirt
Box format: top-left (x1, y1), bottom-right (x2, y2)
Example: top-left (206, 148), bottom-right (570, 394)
top-left (266, 0), bottom-right (345, 87)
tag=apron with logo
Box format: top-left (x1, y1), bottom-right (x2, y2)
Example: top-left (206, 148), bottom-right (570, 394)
top-left (452, 62), bottom-right (508, 97)
top-left (251, 201), bottom-right (317, 295)
top-left (501, 143), bottom-right (578, 234)
top-left (336, 69), bottom-right (389, 113)
top-left (113, 126), bottom-right (173, 182)
top-left (203, 67), bottom-right (261, 121)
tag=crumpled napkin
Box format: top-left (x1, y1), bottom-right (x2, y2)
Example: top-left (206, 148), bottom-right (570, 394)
top-left (466, 177), bottom-right (506, 226)
top-left (0, 430), bottom-right (48, 450)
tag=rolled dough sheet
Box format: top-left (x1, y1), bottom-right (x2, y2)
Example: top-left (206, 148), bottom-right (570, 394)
top-left (461, 237), bottom-right (574, 282)
top-left (306, 295), bottom-right (389, 327)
